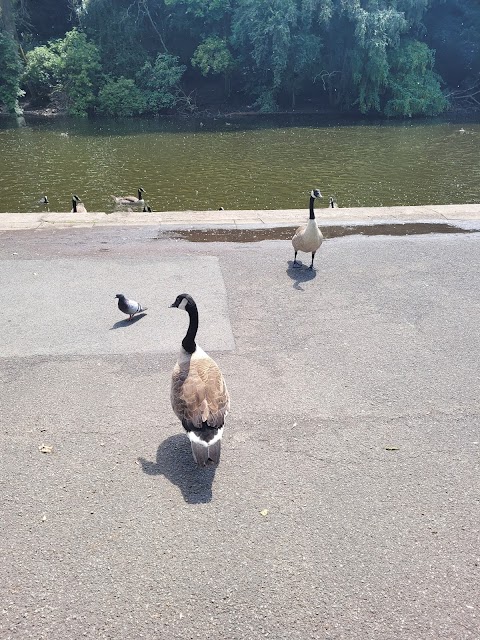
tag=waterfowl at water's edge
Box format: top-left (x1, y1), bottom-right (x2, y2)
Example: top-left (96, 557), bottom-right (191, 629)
top-left (71, 195), bottom-right (87, 213)
top-left (170, 294), bottom-right (230, 467)
top-left (111, 188), bottom-right (145, 207)
top-left (292, 189), bottom-right (324, 270)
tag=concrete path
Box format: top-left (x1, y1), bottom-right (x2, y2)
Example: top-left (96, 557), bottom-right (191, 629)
top-left (1, 226), bottom-right (479, 640)
top-left (1, 202), bottom-right (480, 230)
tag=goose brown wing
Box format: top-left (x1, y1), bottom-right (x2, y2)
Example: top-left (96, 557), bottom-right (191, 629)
top-left (171, 357), bottom-right (229, 430)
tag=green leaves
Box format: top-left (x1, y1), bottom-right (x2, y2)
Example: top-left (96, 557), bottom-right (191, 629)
top-left (191, 37), bottom-right (235, 76)
top-left (384, 40), bottom-right (449, 116)
top-left (98, 77), bottom-right (146, 116)
top-left (0, 32), bottom-right (23, 114)
top-left (136, 54), bottom-right (187, 113)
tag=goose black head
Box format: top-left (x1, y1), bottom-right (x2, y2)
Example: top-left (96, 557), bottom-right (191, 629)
top-left (139, 187), bottom-right (145, 193)
top-left (170, 293), bottom-right (196, 311)
top-left (311, 189), bottom-right (322, 199)
top-left (73, 194), bottom-right (82, 202)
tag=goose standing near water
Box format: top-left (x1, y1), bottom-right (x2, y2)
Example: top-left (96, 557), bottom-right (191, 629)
top-left (292, 189), bottom-right (323, 269)
top-left (111, 188), bottom-right (145, 207)
top-left (71, 195), bottom-right (87, 213)
top-left (170, 294), bottom-right (230, 467)
top-left (329, 196), bottom-right (338, 208)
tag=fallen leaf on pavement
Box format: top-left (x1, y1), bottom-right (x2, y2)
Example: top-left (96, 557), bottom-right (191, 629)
top-left (39, 444), bottom-right (53, 454)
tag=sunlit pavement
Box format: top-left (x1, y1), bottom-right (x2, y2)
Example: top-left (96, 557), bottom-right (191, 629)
top-left (1, 225), bottom-right (479, 639)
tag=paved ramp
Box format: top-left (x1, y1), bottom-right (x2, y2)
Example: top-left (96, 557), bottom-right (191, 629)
top-left (0, 256), bottom-right (234, 357)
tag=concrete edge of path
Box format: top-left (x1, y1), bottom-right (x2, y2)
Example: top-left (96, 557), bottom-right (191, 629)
top-left (1, 204), bottom-right (480, 231)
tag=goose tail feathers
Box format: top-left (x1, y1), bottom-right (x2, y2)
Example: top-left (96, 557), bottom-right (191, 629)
top-left (188, 428), bottom-right (223, 467)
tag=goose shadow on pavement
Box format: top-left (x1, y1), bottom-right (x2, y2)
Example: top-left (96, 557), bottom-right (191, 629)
top-left (110, 312), bottom-right (147, 330)
top-left (138, 434), bottom-right (216, 504)
top-left (286, 260), bottom-right (317, 291)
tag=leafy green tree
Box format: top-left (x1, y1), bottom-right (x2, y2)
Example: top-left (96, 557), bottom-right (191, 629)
top-left (136, 53), bottom-right (186, 113)
top-left (98, 76), bottom-right (146, 116)
top-left (79, 0), bottom-right (151, 78)
top-left (55, 29), bottom-right (102, 116)
top-left (191, 36), bottom-right (234, 77)
top-left (231, 0), bottom-right (299, 109)
top-left (0, 31), bottom-right (23, 113)
top-left (22, 44), bottom-right (61, 105)
top-left (20, 29), bottom-right (101, 116)
top-left (350, 7), bottom-right (408, 113)
top-left (384, 40), bottom-right (449, 116)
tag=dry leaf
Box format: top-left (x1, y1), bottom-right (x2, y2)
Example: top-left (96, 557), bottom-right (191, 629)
top-left (385, 446), bottom-right (400, 451)
top-left (39, 444), bottom-right (53, 454)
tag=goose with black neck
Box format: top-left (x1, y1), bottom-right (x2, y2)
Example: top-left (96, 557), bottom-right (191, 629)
top-left (170, 294), bottom-right (230, 467)
top-left (292, 188), bottom-right (323, 269)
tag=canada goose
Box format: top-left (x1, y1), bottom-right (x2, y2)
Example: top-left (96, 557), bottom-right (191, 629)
top-left (329, 196), bottom-right (338, 208)
top-left (170, 294), bottom-right (230, 467)
top-left (71, 195), bottom-right (87, 213)
top-left (111, 188), bottom-right (145, 207)
top-left (292, 189), bottom-right (323, 269)
top-left (38, 195), bottom-right (49, 205)
top-left (115, 293), bottom-right (147, 320)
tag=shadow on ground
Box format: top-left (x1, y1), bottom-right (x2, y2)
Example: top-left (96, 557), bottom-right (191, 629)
top-left (138, 434), bottom-right (216, 504)
top-left (110, 312), bottom-right (148, 330)
top-left (286, 260), bottom-right (317, 290)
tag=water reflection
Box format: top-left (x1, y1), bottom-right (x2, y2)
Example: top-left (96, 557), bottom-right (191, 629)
top-left (1, 114), bottom-right (479, 213)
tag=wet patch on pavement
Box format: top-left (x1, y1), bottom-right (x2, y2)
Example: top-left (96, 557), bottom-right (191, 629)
top-left (157, 222), bottom-right (477, 243)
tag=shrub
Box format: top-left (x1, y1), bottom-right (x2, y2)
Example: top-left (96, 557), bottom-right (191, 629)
top-left (98, 76), bottom-right (146, 116)
top-left (136, 54), bottom-right (186, 113)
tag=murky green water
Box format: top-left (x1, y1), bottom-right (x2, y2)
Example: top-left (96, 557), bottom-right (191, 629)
top-left (0, 114), bottom-right (479, 213)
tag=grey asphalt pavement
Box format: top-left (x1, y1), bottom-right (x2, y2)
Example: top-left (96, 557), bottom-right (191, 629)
top-left (1, 226), bottom-right (479, 639)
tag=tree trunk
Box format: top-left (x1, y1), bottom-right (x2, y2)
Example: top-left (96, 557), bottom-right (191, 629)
top-left (0, 0), bottom-right (23, 117)
top-left (0, 0), bottom-right (17, 36)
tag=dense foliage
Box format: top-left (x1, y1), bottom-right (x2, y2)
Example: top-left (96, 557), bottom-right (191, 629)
top-left (1, 0), bottom-right (479, 117)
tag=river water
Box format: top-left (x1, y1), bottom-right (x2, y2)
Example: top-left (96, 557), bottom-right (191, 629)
top-left (0, 114), bottom-right (478, 213)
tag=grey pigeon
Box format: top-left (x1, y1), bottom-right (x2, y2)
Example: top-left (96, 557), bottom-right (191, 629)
top-left (115, 294), bottom-right (147, 320)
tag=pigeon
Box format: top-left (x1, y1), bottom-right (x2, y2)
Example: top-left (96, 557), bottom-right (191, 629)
top-left (115, 294), bottom-right (147, 320)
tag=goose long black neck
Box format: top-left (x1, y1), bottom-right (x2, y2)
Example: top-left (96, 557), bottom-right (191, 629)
top-left (72, 199), bottom-right (77, 213)
top-left (309, 195), bottom-right (316, 220)
top-left (182, 303), bottom-right (198, 354)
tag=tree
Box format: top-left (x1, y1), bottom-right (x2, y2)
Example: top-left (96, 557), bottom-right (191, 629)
top-left (384, 40), bottom-right (448, 116)
top-left (22, 43), bottom-right (61, 105)
top-left (349, 6), bottom-right (408, 113)
top-left (136, 53), bottom-right (187, 113)
top-left (21, 29), bottom-right (101, 116)
top-left (0, 30), bottom-right (23, 113)
top-left (55, 29), bottom-right (102, 116)
top-left (191, 36), bottom-right (234, 77)
top-left (231, 0), bottom-right (298, 110)
top-left (0, 0), bottom-right (23, 114)
top-left (98, 76), bottom-right (146, 116)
